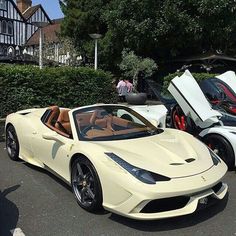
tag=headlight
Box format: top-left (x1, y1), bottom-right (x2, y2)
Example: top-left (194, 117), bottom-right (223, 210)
top-left (208, 147), bottom-right (221, 165)
top-left (105, 152), bottom-right (170, 184)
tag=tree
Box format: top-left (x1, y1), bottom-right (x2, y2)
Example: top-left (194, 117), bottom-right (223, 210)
top-left (60, 0), bottom-right (111, 67)
top-left (119, 50), bottom-right (157, 92)
top-left (60, 0), bottom-right (236, 72)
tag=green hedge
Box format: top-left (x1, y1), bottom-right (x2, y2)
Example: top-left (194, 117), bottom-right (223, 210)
top-left (162, 71), bottom-right (218, 92)
top-left (0, 65), bottom-right (117, 118)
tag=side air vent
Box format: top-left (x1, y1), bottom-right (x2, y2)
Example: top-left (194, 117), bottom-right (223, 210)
top-left (18, 112), bottom-right (30, 115)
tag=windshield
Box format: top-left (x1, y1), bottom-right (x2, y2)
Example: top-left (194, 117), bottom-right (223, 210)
top-left (73, 105), bottom-right (161, 141)
top-left (146, 80), bottom-right (174, 102)
top-left (215, 81), bottom-right (236, 103)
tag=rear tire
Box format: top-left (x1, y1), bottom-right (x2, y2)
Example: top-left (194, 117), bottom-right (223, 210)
top-left (203, 134), bottom-right (235, 170)
top-left (71, 156), bottom-right (103, 212)
top-left (6, 125), bottom-right (20, 161)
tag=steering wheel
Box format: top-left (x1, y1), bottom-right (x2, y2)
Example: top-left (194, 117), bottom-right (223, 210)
top-left (81, 124), bottom-right (103, 136)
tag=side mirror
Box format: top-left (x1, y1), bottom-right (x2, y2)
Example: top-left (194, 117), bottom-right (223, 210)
top-left (42, 132), bottom-right (65, 144)
top-left (149, 119), bottom-right (159, 127)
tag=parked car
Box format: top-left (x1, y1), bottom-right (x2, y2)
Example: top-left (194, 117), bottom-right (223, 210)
top-left (5, 104), bottom-right (228, 220)
top-left (200, 77), bottom-right (236, 115)
top-left (168, 70), bottom-right (236, 169)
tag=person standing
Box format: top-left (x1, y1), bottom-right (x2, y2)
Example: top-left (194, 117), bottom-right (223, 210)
top-left (116, 78), bottom-right (127, 102)
top-left (125, 79), bottom-right (133, 93)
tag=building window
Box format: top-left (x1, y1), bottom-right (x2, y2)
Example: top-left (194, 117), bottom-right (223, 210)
top-left (0, 0), bottom-right (7, 10)
top-left (3, 46), bottom-right (7, 55)
top-left (7, 21), bottom-right (13, 35)
top-left (0, 21), bottom-right (13, 35)
top-left (2, 20), bottom-right (6, 34)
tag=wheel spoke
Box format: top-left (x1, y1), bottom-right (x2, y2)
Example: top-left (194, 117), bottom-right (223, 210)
top-left (8, 131), bottom-right (14, 140)
top-left (80, 188), bottom-right (86, 203)
top-left (76, 163), bottom-right (84, 176)
top-left (84, 172), bottom-right (91, 181)
top-left (86, 187), bottom-right (95, 199)
top-left (72, 179), bottom-right (83, 186)
top-left (11, 144), bottom-right (16, 151)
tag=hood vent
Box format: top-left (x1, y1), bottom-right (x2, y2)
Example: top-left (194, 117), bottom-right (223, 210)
top-left (170, 158), bottom-right (196, 166)
top-left (170, 163), bottom-right (184, 166)
top-left (185, 158), bottom-right (195, 163)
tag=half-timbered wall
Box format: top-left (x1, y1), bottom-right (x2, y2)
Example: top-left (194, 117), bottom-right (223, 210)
top-left (26, 7), bottom-right (50, 40)
top-left (0, 0), bottom-right (25, 47)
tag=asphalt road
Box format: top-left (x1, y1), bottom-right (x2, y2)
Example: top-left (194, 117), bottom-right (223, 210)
top-left (0, 141), bottom-right (236, 236)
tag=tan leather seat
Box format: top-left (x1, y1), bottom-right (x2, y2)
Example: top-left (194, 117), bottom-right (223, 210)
top-left (45, 106), bottom-right (70, 138)
top-left (46, 106), bottom-right (60, 128)
top-left (90, 110), bottom-right (113, 130)
top-left (55, 109), bottom-right (72, 135)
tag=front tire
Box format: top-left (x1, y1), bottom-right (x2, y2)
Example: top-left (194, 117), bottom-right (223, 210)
top-left (203, 134), bottom-right (235, 170)
top-left (71, 157), bottom-right (103, 212)
top-left (6, 125), bottom-right (20, 161)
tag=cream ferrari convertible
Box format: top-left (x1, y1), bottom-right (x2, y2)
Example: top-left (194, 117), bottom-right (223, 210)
top-left (5, 104), bottom-right (228, 220)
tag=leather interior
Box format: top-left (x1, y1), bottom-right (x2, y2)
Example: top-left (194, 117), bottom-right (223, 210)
top-left (46, 106), bottom-right (60, 127)
top-left (55, 109), bottom-right (72, 135)
top-left (45, 106), bottom-right (70, 138)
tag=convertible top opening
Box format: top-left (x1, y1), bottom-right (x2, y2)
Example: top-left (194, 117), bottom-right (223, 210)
top-left (73, 105), bottom-right (160, 141)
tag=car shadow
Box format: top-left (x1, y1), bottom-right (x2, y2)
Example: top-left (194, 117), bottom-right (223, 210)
top-left (109, 193), bottom-right (228, 231)
top-left (24, 162), bottom-right (72, 192)
top-left (0, 185), bottom-right (20, 236)
top-left (23, 162), bottom-right (109, 215)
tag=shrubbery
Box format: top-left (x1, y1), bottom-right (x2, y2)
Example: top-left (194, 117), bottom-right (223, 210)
top-left (162, 71), bottom-right (218, 92)
top-left (0, 65), bottom-right (117, 118)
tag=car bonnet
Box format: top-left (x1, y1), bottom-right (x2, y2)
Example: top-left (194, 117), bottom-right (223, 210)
top-left (96, 129), bottom-right (214, 178)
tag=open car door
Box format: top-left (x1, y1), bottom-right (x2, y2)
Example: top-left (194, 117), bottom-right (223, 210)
top-left (168, 70), bottom-right (222, 129)
top-left (216, 71), bottom-right (236, 98)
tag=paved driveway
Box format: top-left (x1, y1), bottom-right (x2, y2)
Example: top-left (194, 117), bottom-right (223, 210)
top-left (0, 141), bottom-right (236, 236)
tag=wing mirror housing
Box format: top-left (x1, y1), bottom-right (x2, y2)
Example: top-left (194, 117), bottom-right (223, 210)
top-left (42, 132), bottom-right (65, 144)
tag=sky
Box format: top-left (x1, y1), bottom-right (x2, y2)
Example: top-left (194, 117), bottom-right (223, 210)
top-left (32, 0), bottom-right (64, 20)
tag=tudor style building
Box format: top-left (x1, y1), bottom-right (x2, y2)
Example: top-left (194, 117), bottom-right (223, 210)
top-left (0, 0), bottom-right (51, 59)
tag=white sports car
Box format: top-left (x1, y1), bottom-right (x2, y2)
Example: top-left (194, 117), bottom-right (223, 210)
top-left (5, 104), bottom-right (228, 220)
top-left (168, 70), bottom-right (236, 169)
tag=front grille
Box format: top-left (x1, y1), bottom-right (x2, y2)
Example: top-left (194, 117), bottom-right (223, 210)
top-left (196, 196), bottom-right (220, 211)
top-left (140, 196), bottom-right (190, 213)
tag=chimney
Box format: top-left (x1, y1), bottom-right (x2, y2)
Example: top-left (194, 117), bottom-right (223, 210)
top-left (16, 0), bottom-right (32, 13)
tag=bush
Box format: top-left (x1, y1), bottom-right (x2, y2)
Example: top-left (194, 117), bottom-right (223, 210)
top-left (162, 71), bottom-right (218, 92)
top-left (0, 65), bottom-right (117, 118)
